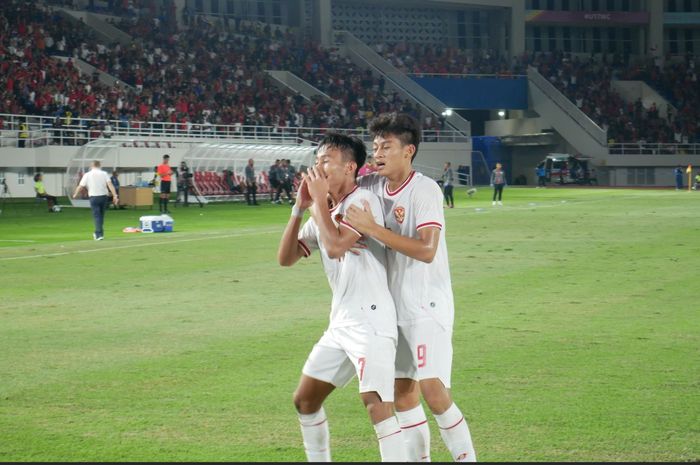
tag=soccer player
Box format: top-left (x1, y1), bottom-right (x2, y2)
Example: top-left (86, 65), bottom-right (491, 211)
top-left (346, 113), bottom-right (477, 462)
top-left (156, 154), bottom-right (173, 213)
top-left (277, 133), bottom-right (407, 462)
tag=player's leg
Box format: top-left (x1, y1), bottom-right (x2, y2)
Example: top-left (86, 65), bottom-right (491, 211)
top-left (295, 330), bottom-right (352, 462)
top-left (346, 327), bottom-right (407, 462)
top-left (416, 322), bottom-right (476, 462)
top-left (395, 325), bottom-right (431, 462)
top-left (293, 374), bottom-right (335, 462)
top-left (163, 182), bottom-right (171, 212)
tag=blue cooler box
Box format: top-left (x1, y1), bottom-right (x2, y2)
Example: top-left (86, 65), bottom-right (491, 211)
top-left (140, 215), bottom-right (174, 233)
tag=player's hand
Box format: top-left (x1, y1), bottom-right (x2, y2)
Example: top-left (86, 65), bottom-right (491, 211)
top-left (305, 166), bottom-right (329, 203)
top-left (345, 200), bottom-right (377, 236)
top-left (295, 177), bottom-right (313, 210)
top-left (348, 238), bottom-right (368, 256)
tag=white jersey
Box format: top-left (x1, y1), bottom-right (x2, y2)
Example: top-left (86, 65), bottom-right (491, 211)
top-left (298, 186), bottom-right (398, 339)
top-left (359, 171), bottom-right (454, 328)
top-left (79, 168), bottom-right (111, 197)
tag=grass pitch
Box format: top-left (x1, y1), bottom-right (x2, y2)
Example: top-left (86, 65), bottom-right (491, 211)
top-left (0, 187), bottom-right (698, 461)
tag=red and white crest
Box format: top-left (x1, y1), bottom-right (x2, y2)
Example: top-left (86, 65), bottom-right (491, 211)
top-left (393, 206), bottom-right (405, 224)
top-left (334, 213), bottom-right (344, 223)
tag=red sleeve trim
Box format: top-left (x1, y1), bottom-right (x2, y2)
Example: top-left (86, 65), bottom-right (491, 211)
top-left (339, 219), bottom-right (362, 237)
top-left (298, 239), bottom-right (311, 257)
top-left (416, 221), bottom-right (443, 231)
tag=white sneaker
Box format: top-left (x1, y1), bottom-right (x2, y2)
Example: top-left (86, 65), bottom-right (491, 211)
top-left (492, 201), bottom-right (496, 206)
top-left (93, 233), bottom-right (97, 240)
top-left (96, 236), bottom-right (104, 241)
top-left (498, 201), bottom-right (503, 206)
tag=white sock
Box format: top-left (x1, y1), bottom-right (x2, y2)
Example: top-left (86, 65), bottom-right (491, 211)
top-left (434, 403), bottom-right (476, 462)
top-left (396, 405), bottom-right (431, 462)
top-left (298, 407), bottom-right (331, 462)
top-left (374, 416), bottom-right (408, 462)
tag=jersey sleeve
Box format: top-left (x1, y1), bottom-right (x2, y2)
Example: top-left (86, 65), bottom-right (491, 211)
top-left (341, 190), bottom-right (384, 237)
top-left (413, 180), bottom-right (445, 232)
top-left (297, 218), bottom-right (319, 258)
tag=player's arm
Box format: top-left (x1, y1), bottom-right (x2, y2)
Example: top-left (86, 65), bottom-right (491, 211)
top-left (277, 215), bottom-right (307, 266)
top-left (346, 200), bottom-right (440, 263)
top-left (306, 168), bottom-right (361, 259)
top-left (278, 178), bottom-right (313, 266)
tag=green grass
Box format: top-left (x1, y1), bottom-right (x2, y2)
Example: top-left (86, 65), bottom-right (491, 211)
top-left (0, 187), bottom-right (698, 461)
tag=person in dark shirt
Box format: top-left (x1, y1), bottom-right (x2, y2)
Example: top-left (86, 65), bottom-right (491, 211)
top-left (245, 158), bottom-right (258, 206)
top-left (269, 159), bottom-right (281, 203)
top-left (109, 170), bottom-right (123, 209)
top-left (224, 169), bottom-right (242, 194)
top-left (490, 163), bottom-right (507, 206)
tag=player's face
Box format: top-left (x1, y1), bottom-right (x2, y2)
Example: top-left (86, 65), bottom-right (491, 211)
top-left (315, 146), bottom-right (354, 189)
top-left (373, 134), bottom-right (414, 178)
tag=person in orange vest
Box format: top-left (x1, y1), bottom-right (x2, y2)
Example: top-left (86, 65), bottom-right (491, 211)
top-left (156, 154), bottom-right (174, 213)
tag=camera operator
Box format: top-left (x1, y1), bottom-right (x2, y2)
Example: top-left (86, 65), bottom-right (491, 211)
top-left (178, 161), bottom-right (191, 206)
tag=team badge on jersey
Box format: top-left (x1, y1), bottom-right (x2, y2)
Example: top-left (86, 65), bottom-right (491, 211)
top-left (393, 206), bottom-right (405, 224)
top-left (334, 213), bottom-right (344, 223)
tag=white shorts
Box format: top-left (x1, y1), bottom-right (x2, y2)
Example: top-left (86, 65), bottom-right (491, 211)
top-left (395, 319), bottom-right (453, 388)
top-left (302, 325), bottom-right (397, 402)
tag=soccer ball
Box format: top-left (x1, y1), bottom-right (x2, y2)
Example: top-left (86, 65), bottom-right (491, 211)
top-left (52, 205), bottom-right (62, 212)
top-left (467, 187), bottom-right (477, 198)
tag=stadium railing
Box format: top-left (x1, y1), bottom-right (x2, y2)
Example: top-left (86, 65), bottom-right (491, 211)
top-left (0, 113), bottom-right (470, 147)
top-left (608, 143), bottom-right (700, 156)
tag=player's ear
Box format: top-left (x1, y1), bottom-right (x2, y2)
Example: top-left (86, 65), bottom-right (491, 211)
top-left (404, 144), bottom-right (416, 159)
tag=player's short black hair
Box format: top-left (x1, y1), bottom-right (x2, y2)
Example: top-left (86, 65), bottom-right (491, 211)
top-left (33, 173), bottom-right (41, 182)
top-left (317, 133), bottom-right (367, 178)
top-left (369, 112), bottom-right (421, 161)
top-left (163, 154), bottom-right (170, 159)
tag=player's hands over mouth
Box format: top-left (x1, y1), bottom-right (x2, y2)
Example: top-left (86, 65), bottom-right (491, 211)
top-left (295, 177), bottom-right (313, 210)
top-left (346, 200), bottom-right (377, 236)
top-left (305, 166), bottom-right (329, 203)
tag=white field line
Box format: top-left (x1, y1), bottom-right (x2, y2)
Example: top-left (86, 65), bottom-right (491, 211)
top-left (0, 227), bottom-right (279, 262)
top-left (0, 240), bottom-right (37, 243)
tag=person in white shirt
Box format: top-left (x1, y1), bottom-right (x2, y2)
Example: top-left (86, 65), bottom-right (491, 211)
top-left (277, 133), bottom-right (407, 462)
top-left (347, 113), bottom-right (476, 462)
top-left (72, 160), bottom-right (118, 240)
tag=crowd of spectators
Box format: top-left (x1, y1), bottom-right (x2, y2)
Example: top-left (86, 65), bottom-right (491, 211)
top-left (2, 0), bottom-right (698, 145)
top-left (375, 41), bottom-right (699, 144)
top-left (1, 1), bottom-right (434, 140)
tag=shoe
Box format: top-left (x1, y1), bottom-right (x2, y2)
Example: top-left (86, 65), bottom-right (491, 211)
top-left (498, 201), bottom-right (503, 206)
top-left (96, 236), bottom-right (104, 241)
top-left (450, 205), bottom-right (454, 208)
top-left (93, 233), bottom-right (97, 240)
top-left (492, 201), bottom-right (496, 206)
